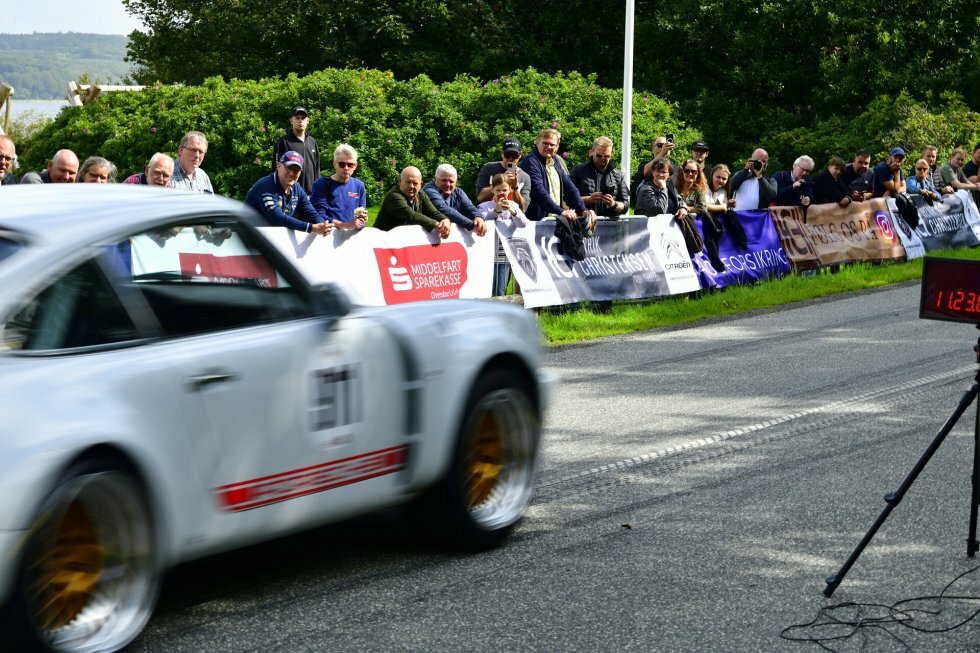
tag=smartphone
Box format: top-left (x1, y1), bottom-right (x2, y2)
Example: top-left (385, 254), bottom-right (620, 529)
top-left (506, 162), bottom-right (516, 171)
top-left (603, 184), bottom-right (616, 195)
top-left (665, 133), bottom-right (674, 143)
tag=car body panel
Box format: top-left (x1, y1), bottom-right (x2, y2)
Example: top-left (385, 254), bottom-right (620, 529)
top-left (0, 185), bottom-right (551, 609)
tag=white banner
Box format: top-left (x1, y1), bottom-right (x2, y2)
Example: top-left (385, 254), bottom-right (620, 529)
top-left (259, 224), bottom-right (495, 305)
top-left (500, 214), bottom-right (700, 309)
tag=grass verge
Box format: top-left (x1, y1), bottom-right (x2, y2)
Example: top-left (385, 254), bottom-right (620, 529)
top-left (539, 249), bottom-right (980, 345)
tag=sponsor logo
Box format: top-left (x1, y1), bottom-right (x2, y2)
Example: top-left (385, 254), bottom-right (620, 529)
top-left (178, 253), bottom-right (279, 287)
top-left (876, 209), bottom-right (902, 241)
top-left (213, 445), bottom-right (409, 512)
top-left (374, 243), bottom-right (468, 303)
top-left (660, 232), bottom-right (685, 261)
top-left (509, 238), bottom-right (538, 282)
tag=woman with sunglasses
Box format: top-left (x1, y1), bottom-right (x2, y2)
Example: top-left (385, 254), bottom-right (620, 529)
top-left (907, 158), bottom-right (941, 204)
top-left (636, 158), bottom-right (703, 255)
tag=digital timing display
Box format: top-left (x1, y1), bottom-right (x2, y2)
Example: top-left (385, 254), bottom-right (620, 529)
top-left (920, 257), bottom-right (980, 324)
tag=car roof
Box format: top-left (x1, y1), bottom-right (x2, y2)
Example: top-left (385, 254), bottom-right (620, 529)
top-left (0, 184), bottom-right (257, 247)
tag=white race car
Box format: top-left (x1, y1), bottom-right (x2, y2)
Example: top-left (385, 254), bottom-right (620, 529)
top-left (0, 185), bottom-right (552, 653)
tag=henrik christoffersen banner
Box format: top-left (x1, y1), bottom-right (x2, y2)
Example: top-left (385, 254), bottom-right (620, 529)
top-left (889, 190), bottom-right (980, 259)
top-left (499, 215), bottom-right (701, 308)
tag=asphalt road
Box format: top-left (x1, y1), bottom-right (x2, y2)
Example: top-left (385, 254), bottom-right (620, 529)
top-left (133, 283), bottom-right (980, 652)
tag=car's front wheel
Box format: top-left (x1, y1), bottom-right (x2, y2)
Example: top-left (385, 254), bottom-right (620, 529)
top-left (434, 367), bottom-right (540, 550)
top-left (2, 460), bottom-right (159, 653)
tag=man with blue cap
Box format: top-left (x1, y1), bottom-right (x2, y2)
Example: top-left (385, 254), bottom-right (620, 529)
top-left (245, 151), bottom-right (332, 235)
top-left (873, 147), bottom-right (907, 197)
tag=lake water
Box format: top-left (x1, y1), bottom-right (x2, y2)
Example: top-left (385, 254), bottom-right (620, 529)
top-left (6, 99), bottom-right (70, 121)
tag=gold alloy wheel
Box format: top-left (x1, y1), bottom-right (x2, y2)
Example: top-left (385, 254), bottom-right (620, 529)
top-left (20, 469), bottom-right (157, 653)
top-left (30, 502), bottom-right (104, 630)
top-left (464, 411), bottom-right (505, 508)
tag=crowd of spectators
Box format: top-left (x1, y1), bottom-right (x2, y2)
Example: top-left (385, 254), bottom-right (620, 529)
top-left (4, 107), bottom-right (980, 294)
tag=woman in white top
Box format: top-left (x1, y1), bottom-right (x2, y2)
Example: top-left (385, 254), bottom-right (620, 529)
top-left (477, 173), bottom-right (529, 296)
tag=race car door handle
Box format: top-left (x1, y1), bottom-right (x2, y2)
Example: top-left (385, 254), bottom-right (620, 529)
top-left (185, 370), bottom-right (239, 392)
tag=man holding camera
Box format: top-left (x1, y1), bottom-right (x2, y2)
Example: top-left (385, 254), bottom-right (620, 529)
top-left (475, 137), bottom-right (531, 210)
top-left (631, 135), bottom-right (676, 205)
top-left (731, 148), bottom-right (777, 210)
top-left (570, 136), bottom-right (629, 218)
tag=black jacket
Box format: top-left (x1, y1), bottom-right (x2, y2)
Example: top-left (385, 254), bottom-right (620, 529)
top-left (569, 159), bottom-right (629, 217)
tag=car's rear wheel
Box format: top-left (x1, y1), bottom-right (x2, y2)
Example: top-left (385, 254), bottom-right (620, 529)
top-left (435, 367), bottom-right (540, 550)
top-left (2, 461), bottom-right (158, 653)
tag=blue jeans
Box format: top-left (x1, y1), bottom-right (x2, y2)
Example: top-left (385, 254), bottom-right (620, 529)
top-left (492, 262), bottom-right (511, 296)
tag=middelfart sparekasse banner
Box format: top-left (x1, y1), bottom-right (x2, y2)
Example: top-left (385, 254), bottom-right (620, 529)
top-left (769, 198), bottom-right (907, 269)
top-left (259, 224), bottom-right (495, 305)
top-left (499, 215), bottom-right (701, 308)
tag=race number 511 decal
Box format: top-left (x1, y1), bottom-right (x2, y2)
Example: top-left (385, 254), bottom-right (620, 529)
top-left (310, 363), bottom-right (362, 450)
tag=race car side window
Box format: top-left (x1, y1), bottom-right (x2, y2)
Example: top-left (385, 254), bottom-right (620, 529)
top-left (120, 221), bottom-right (311, 337)
top-left (1, 258), bottom-right (139, 352)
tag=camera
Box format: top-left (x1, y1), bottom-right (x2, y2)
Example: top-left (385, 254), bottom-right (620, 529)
top-left (748, 159), bottom-right (763, 171)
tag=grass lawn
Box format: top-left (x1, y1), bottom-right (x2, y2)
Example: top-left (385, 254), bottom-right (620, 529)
top-left (538, 249), bottom-right (980, 345)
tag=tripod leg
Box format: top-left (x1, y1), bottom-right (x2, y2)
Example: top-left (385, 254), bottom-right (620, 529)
top-left (824, 383), bottom-right (979, 597)
top-left (969, 394), bottom-right (980, 556)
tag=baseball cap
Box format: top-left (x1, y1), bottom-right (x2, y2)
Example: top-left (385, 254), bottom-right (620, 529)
top-left (889, 146), bottom-right (906, 157)
top-left (291, 106), bottom-right (309, 117)
top-left (280, 151), bottom-right (304, 168)
top-left (691, 140), bottom-right (709, 151)
top-left (502, 138), bottom-right (521, 153)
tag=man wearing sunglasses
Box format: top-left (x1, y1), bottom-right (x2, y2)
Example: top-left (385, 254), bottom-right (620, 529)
top-left (570, 135), bottom-right (629, 218)
top-left (474, 137), bottom-right (531, 210)
top-left (311, 144), bottom-right (367, 230)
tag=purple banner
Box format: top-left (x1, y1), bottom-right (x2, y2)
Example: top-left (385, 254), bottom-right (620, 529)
top-left (692, 210), bottom-right (791, 289)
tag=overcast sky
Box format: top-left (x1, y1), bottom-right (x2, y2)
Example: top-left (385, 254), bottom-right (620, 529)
top-left (4, 1), bottom-right (143, 35)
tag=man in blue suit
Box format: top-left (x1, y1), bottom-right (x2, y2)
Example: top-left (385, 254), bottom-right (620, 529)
top-left (519, 128), bottom-right (595, 231)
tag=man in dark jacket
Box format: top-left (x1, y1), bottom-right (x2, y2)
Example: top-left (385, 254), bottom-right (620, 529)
top-left (520, 128), bottom-right (594, 229)
top-left (375, 166), bottom-right (452, 239)
top-left (272, 107), bottom-right (320, 195)
top-left (772, 155), bottom-right (815, 207)
top-left (731, 148), bottom-right (777, 210)
top-left (570, 136), bottom-right (629, 219)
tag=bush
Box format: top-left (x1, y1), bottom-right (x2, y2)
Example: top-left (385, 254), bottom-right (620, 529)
top-left (764, 92), bottom-right (980, 172)
top-left (18, 68), bottom-right (692, 203)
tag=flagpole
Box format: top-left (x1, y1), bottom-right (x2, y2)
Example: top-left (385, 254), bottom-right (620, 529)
top-left (620, 0), bottom-right (635, 186)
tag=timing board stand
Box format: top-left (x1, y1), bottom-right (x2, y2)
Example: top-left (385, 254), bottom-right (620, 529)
top-left (824, 326), bottom-right (980, 597)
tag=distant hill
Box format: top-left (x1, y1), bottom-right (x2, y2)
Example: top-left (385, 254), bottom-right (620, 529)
top-left (0, 33), bottom-right (133, 100)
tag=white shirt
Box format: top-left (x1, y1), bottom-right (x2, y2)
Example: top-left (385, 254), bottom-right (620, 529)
top-left (734, 177), bottom-right (759, 211)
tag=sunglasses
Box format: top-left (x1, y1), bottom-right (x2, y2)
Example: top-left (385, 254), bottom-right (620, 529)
top-left (503, 152), bottom-right (520, 160)
top-left (335, 161), bottom-right (357, 169)
top-left (683, 168), bottom-right (698, 174)
top-left (915, 167), bottom-right (928, 171)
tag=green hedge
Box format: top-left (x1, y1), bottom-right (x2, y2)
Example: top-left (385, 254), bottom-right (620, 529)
top-left (19, 68), bottom-right (695, 203)
top-left (763, 92), bottom-right (980, 172)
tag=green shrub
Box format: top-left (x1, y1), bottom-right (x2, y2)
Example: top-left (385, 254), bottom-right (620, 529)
top-left (18, 68), bottom-right (690, 203)
top-left (764, 92), bottom-right (980, 171)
